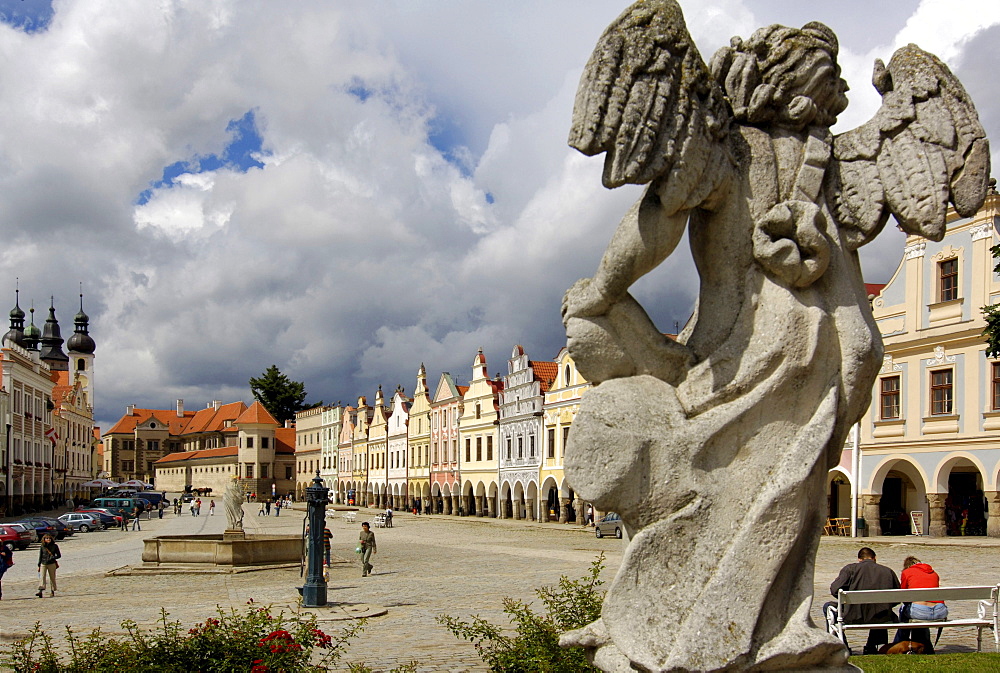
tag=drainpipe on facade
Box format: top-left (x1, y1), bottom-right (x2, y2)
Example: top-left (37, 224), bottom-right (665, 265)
top-left (851, 422), bottom-right (860, 537)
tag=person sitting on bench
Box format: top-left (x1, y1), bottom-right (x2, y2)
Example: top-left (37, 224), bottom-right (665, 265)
top-left (893, 555), bottom-right (947, 654)
top-left (824, 547), bottom-right (900, 655)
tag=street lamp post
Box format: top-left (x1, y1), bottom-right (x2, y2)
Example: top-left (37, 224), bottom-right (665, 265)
top-left (301, 470), bottom-right (328, 607)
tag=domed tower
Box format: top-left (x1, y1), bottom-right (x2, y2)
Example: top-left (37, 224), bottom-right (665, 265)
top-left (67, 292), bottom-right (96, 408)
top-left (38, 298), bottom-right (69, 371)
top-left (2, 288), bottom-right (26, 349)
top-left (23, 305), bottom-right (40, 351)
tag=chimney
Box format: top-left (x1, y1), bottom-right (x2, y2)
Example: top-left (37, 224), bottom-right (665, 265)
top-left (126, 404), bottom-right (135, 416)
top-left (213, 400), bottom-right (221, 410)
top-left (285, 420), bottom-right (293, 428)
top-left (176, 399), bottom-right (184, 417)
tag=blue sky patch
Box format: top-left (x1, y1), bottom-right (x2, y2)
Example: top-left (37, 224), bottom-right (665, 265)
top-left (137, 110), bottom-right (268, 205)
top-left (0, 0), bottom-right (53, 33)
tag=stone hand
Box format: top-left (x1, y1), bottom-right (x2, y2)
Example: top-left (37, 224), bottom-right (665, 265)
top-left (562, 278), bottom-right (613, 323)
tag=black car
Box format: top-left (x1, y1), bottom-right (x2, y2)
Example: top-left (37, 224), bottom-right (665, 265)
top-left (20, 516), bottom-right (74, 539)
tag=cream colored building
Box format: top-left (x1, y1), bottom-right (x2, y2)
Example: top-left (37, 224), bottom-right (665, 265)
top-left (458, 349), bottom-right (502, 517)
top-left (294, 406), bottom-right (323, 499)
top-left (860, 187), bottom-right (1000, 537)
top-left (407, 365), bottom-right (431, 512)
top-left (542, 347), bottom-right (591, 523)
top-left (367, 387), bottom-right (389, 508)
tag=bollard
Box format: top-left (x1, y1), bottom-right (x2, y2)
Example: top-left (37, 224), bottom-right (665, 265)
top-left (301, 470), bottom-right (328, 607)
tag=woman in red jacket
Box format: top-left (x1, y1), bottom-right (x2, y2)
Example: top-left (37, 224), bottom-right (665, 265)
top-left (896, 555), bottom-right (947, 653)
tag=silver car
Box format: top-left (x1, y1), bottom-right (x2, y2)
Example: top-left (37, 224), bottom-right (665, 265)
top-left (595, 512), bottom-right (623, 539)
top-left (58, 512), bottom-right (103, 532)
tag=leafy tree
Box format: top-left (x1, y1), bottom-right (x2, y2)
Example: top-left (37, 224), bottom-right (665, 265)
top-left (248, 365), bottom-right (320, 424)
top-left (983, 244), bottom-right (1000, 357)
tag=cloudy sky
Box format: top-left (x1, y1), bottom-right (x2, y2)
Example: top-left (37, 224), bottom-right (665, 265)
top-left (0, 0), bottom-right (997, 432)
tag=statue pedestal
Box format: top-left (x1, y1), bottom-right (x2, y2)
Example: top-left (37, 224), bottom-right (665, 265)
top-left (223, 529), bottom-right (246, 541)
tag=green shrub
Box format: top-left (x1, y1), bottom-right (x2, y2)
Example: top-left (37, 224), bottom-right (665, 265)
top-left (1, 600), bottom-right (364, 672)
top-left (438, 554), bottom-right (606, 672)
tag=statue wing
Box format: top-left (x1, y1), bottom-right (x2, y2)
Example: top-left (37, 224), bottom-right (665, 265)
top-left (569, 0), bottom-right (731, 211)
top-left (828, 44), bottom-right (990, 246)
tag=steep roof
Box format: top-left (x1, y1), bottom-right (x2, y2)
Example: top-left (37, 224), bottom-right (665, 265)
top-left (236, 401), bottom-right (279, 426)
top-left (105, 408), bottom-right (196, 436)
top-left (529, 361), bottom-right (558, 393)
top-left (275, 427), bottom-right (295, 454)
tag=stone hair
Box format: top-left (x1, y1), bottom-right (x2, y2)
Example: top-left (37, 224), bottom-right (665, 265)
top-left (710, 22), bottom-right (840, 129)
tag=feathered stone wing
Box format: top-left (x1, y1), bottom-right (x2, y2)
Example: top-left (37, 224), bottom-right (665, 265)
top-left (569, 0), bottom-right (732, 213)
top-left (828, 44), bottom-right (990, 247)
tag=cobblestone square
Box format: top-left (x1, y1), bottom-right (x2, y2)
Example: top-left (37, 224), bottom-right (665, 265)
top-left (1, 505), bottom-right (999, 671)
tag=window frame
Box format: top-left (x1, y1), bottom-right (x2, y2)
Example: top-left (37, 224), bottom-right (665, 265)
top-left (930, 368), bottom-right (954, 416)
top-left (879, 375), bottom-right (901, 420)
top-left (939, 258), bottom-right (958, 302)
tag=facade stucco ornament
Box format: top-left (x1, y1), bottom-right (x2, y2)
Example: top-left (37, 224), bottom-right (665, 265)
top-left (905, 242), bottom-right (927, 259)
top-left (932, 245), bottom-right (961, 262)
top-left (971, 221), bottom-right (996, 241)
top-left (558, 2), bottom-right (990, 671)
top-left (926, 345), bottom-right (957, 367)
top-left (880, 354), bottom-right (903, 374)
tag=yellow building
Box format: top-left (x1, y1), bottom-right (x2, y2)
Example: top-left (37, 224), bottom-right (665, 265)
top-left (457, 348), bottom-right (502, 517)
top-left (294, 406), bottom-right (323, 499)
top-left (542, 347), bottom-right (592, 523)
top-left (407, 364), bottom-right (431, 513)
top-left (860, 185), bottom-right (1000, 537)
top-left (352, 396), bottom-right (371, 505)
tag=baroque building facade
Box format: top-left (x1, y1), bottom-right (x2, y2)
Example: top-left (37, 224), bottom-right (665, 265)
top-left (859, 186), bottom-right (1000, 537)
top-left (457, 349), bottom-right (502, 518)
top-left (407, 365), bottom-right (431, 512)
top-left (429, 372), bottom-right (464, 514)
top-left (387, 387), bottom-right (409, 510)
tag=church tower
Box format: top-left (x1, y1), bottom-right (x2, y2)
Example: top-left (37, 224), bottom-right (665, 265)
top-left (38, 298), bottom-right (69, 371)
top-left (2, 288), bottom-right (25, 348)
top-left (66, 292), bottom-right (96, 409)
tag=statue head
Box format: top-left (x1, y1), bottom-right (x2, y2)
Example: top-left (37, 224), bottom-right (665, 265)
top-left (711, 22), bottom-right (849, 130)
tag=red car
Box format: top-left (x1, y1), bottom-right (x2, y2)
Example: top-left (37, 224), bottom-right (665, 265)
top-left (0, 523), bottom-right (31, 550)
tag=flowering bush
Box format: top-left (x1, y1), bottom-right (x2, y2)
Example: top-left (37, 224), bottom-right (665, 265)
top-left (1, 601), bottom-right (365, 672)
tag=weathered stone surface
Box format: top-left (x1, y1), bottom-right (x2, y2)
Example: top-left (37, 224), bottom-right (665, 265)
top-left (559, 1), bottom-right (989, 670)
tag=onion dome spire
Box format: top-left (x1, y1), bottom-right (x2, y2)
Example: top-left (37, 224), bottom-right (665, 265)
top-left (67, 290), bottom-right (96, 355)
top-left (39, 297), bottom-right (69, 370)
top-left (23, 303), bottom-right (40, 351)
top-left (3, 284), bottom-right (25, 348)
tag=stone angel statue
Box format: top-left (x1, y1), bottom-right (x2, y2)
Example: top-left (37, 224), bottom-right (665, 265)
top-left (224, 477), bottom-right (246, 532)
top-left (559, 2), bottom-right (989, 671)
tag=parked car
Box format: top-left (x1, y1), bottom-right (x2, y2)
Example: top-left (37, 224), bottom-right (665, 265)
top-left (58, 512), bottom-right (103, 532)
top-left (19, 516), bottom-right (74, 539)
top-left (75, 507), bottom-right (122, 526)
top-left (6, 522), bottom-right (36, 544)
top-left (13, 518), bottom-right (58, 540)
top-left (0, 523), bottom-right (31, 550)
top-left (595, 512), bottom-right (623, 539)
top-left (180, 493), bottom-right (194, 503)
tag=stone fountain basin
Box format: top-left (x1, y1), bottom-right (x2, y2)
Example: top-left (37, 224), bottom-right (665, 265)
top-left (141, 534), bottom-right (302, 566)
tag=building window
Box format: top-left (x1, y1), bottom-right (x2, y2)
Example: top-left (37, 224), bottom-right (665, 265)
top-left (262, 437), bottom-right (269, 449)
top-left (262, 464), bottom-right (269, 479)
top-left (880, 376), bottom-right (900, 420)
top-left (930, 369), bottom-right (953, 415)
top-left (506, 439), bottom-right (512, 460)
top-left (475, 403), bottom-right (481, 419)
top-left (246, 464), bottom-right (254, 478)
top-left (476, 437), bottom-right (482, 461)
top-left (466, 438), bottom-right (471, 462)
top-left (547, 429), bottom-right (555, 458)
top-left (939, 258), bottom-right (958, 302)
top-left (487, 436), bottom-right (493, 460)
top-left (246, 437), bottom-right (254, 448)
top-left (517, 437), bottom-right (523, 459)
top-left (529, 435), bottom-right (535, 457)
top-left (286, 466), bottom-right (293, 479)
top-left (562, 427), bottom-right (570, 453)
top-left (565, 364), bottom-right (571, 385)
top-left (993, 363), bottom-right (1000, 410)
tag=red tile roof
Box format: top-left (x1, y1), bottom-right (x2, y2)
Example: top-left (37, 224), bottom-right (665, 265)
top-left (529, 361), bottom-right (558, 393)
top-left (236, 401), bottom-right (280, 426)
top-left (155, 446), bottom-right (238, 464)
top-left (865, 283), bottom-right (886, 298)
top-left (105, 408), bottom-right (196, 436)
top-left (275, 427), bottom-right (295, 454)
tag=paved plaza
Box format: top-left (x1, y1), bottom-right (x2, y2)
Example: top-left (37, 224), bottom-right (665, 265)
top-left (1, 504), bottom-right (999, 670)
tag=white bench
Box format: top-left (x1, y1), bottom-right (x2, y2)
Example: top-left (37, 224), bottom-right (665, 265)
top-left (341, 511), bottom-right (356, 523)
top-left (373, 513), bottom-right (386, 528)
top-left (828, 585), bottom-right (1000, 652)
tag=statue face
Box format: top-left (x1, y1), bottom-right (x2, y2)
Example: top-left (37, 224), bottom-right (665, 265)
top-left (790, 50), bottom-right (849, 125)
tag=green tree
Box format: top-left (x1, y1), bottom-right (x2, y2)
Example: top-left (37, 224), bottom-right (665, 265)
top-left (983, 244), bottom-right (1000, 357)
top-left (248, 365), bottom-right (320, 424)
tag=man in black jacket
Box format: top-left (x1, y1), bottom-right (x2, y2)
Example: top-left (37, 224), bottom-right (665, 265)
top-left (824, 547), bottom-right (900, 654)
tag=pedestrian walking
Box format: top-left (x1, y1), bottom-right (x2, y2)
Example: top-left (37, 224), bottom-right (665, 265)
top-left (258, 502), bottom-right (265, 516)
top-left (36, 533), bottom-right (61, 598)
top-left (265, 500), bottom-right (272, 516)
top-left (120, 511), bottom-right (128, 531)
top-left (195, 498), bottom-right (202, 516)
top-left (209, 500), bottom-right (215, 515)
top-left (275, 500), bottom-right (281, 517)
top-left (358, 522), bottom-right (377, 577)
top-left (0, 542), bottom-right (14, 599)
top-left (131, 505), bottom-right (142, 531)
top-left (158, 501), bottom-right (165, 519)
top-left (323, 526), bottom-right (333, 566)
